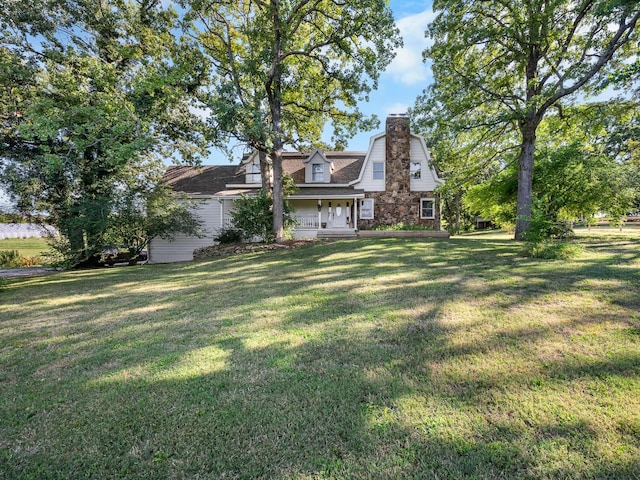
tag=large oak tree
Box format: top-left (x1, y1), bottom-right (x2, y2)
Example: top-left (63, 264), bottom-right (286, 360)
top-left (182, 0), bottom-right (401, 241)
top-left (1, 0), bottom-right (213, 264)
top-left (417, 0), bottom-right (640, 239)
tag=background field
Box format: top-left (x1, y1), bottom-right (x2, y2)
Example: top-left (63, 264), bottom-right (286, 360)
top-left (0, 237), bottom-right (51, 260)
top-left (1, 232), bottom-right (639, 479)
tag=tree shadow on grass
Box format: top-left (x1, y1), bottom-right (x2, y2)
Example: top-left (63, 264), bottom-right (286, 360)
top-left (1, 235), bottom-right (639, 478)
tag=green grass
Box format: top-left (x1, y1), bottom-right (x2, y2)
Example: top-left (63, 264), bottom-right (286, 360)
top-left (0, 237), bottom-right (51, 261)
top-left (1, 232), bottom-right (639, 479)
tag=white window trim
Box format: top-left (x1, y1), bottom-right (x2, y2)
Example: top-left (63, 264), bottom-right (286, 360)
top-left (311, 163), bottom-right (324, 182)
top-left (372, 162), bottom-right (384, 181)
top-left (420, 198), bottom-right (435, 219)
top-left (360, 198), bottom-right (374, 219)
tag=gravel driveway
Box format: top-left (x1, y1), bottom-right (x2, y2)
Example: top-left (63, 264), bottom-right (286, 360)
top-left (0, 268), bottom-right (59, 278)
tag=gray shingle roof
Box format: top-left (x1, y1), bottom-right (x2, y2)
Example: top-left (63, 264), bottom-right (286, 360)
top-left (163, 165), bottom-right (243, 195)
top-left (164, 152), bottom-right (366, 194)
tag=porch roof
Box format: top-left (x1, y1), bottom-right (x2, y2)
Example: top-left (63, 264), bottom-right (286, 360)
top-left (288, 188), bottom-right (365, 199)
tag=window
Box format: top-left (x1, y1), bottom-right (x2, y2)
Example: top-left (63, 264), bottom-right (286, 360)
top-left (360, 199), bottom-right (374, 219)
top-left (250, 163), bottom-right (261, 183)
top-left (420, 198), bottom-right (435, 219)
top-left (411, 161), bottom-right (422, 179)
top-left (312, 163), bottom-right (324, 182)
top-left (372, 162), bottom-right (384, 180)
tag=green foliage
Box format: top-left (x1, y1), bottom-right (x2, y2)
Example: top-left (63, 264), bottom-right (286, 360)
top-left (524, 241), bottom-right (584, 260)
top-left (463, 103), bottom-right (639, 238)
top-left (0, 1), bottom-right (216, 266)
top-left (416, 0), bottom-right (640, 239)
top-left (230, 190), bottom-right (295, 243)
top-left (0, 250), bottom-right (23, 268)
top-left (0, 249), bottom-right (42, 267)
top-left (520, 199), bottom-right (575, 244)
top-left (214, 227), bottom-right (243, 245)
top-left (103, 188), bottom-right (204, 263)
top-left (0, 212), bottom-right (24, 223)
top-left (371, 222), bottom-right (435, 231)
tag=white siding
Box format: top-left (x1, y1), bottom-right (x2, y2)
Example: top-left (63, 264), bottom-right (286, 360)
top-left (409, 137), bottom-right (440, 192)
top-left (353, 136), bottom-right (386, 191)
top-left (149, 198), bottom-right (222, 263)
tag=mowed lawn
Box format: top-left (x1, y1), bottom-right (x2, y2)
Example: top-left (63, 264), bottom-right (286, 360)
top-left (1, 232), bottom-right (639, 479)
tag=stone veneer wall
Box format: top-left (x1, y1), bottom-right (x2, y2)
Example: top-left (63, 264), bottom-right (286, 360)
top-left (359, 115), bottom-right (441, 230)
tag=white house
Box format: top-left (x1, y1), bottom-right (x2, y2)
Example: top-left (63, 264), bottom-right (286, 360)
top-left (149, 114), bottom-right (444, 263)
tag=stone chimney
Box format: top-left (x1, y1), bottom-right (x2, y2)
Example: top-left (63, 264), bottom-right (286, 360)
top-left (385, 114), bottom-right (411, 196)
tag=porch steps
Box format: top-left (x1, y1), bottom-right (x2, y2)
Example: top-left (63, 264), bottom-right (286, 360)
top-left (317, 229), bottom-right (358, 239)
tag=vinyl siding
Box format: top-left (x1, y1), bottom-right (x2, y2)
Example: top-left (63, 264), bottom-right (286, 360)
top-left (409, 137), bottom-right (439, 192)
top-left (149, 198), bottom-right (221, 263)
top-left (354, 136), bottom-right (386, 191)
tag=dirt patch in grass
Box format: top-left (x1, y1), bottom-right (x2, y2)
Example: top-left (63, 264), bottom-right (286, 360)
top-left (193, 239), bottom-right (317, 259)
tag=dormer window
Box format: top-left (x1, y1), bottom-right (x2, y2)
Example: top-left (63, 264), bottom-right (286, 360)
top-left (304, 149), bottom-right (331, 183)
top-left (250, 163), bottom-right (261, 183)
top-left (312, 163), bottom-right (324, 182)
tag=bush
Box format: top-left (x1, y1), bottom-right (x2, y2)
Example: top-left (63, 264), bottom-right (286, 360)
top-left (372, 222), bottom-right (434, 231)
top-left (231, 189), bottom-right (296, 243)
top-left (0, 250), bottom-right (43, 268)
top-left (524, 241), bottom-right (583, 260)
top-left (214, 227), bottom-right (244, 244)
top-left (521, 199), bottom-right (575, 243)
top-left (0, 250), bottom-right (24, 267)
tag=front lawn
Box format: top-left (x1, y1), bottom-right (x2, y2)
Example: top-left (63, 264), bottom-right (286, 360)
top-left (1, 233), bottom-right (639, 479)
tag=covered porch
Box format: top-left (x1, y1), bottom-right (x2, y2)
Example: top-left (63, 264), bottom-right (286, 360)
top-left (288, 188), bottom-right (365, 239)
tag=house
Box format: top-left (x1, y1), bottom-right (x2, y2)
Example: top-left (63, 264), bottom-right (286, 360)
top-left (149, 114), bottom-right (444, 263)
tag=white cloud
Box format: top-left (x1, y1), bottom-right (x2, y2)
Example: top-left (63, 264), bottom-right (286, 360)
top-left (384, 102), bottom-right (410, 115)
top-left (387, 9), bottom-right (435, 86)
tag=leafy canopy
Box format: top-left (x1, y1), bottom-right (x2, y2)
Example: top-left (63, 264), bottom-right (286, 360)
top-left (0, 0), bottom-right (214, 265)
top-left (181, 0), bottom-right (401, 240)
top-left (416, 0), bottom-right (640, 238)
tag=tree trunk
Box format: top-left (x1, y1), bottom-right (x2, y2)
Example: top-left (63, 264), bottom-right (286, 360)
top-left (271, 142), bottom-right (285, 242)
top-left (266, 0), bottom-right (285, 243)
top-left (258, 150), bottom-right (272, 195)
top-left (515, 120), bottom-right (538, 240)
top-left (455, 191), bottom-right (461, 233)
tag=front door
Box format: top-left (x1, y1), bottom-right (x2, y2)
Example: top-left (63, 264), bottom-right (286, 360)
top-left (326, 201), bottom-right (352, 229)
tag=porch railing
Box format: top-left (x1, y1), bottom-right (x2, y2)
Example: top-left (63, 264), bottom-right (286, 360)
top-left (293, 215), bottom-right (319, 229)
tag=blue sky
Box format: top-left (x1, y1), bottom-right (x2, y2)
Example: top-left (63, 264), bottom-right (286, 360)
top-left (336, 0), bottom-right (436, 153)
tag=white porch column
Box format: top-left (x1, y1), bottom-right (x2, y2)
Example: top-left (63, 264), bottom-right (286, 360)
top-left (354, 197), bottom-right (358, 230)
top-left (218, 198), bottom-right (224, 229)
top-left (317, 199), bottom-right (322, 229)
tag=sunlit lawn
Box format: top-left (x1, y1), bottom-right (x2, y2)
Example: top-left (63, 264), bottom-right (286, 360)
top-left (1, 231), bottom-right (639, 479)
